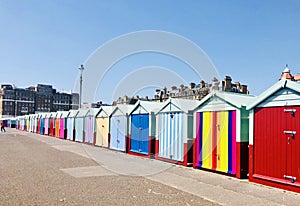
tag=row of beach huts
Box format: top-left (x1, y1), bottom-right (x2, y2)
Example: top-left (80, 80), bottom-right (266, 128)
top-left (2, 78), bottom-right (300, 193)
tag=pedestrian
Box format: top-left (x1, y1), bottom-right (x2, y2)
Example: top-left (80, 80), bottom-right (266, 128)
top-left (1, 121), bottom-right (6, 132)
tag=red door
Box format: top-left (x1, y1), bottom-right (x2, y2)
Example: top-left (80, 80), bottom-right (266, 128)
top-left (284, 107), bottom-right (300, 184)
top-left (254, 106), bottom-right (300, 185)
top-left (49, 119), bottom-right (54, 136)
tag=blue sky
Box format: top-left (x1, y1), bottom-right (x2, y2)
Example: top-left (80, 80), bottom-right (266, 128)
top-left (1, 0), bottom-right (300, 103)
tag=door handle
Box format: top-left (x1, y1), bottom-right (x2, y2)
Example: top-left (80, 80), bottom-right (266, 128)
top-left (284, 131), bottom-right (296, 138)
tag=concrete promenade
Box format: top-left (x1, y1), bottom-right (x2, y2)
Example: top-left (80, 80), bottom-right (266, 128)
top-left (1, 128), bottom-right (299, 205)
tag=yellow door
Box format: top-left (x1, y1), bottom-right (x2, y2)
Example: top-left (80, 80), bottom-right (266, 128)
top-left (95, 117), bottom-right (109, 147)
top-left (216, 111), bottom-right (229, 172)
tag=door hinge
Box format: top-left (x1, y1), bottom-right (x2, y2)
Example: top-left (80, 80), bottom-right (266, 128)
top-left (284, 175), bottom-right (296, 183)
top-left (284, 109), bottom-right (296, 116)
top-left (284, 131), bottom-right (296, 138)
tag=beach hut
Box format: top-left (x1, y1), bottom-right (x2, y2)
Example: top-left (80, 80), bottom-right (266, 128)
top-left (26, 115), bottom-right (31, 132)
top-left (128, 101), bottom-right (163, 157)
top-left (7, 118), bottom-right (16, 128)
top-left (22, 116), bottom-right (26, 131)
top-left (156, 98), bottom-right (199, 166)
top-left (95, 106), bottom-right (115, 148)
top-left (109, 104), bottom-right (134, 152)
top-left (84, 108), bottom-right (100, 144)
top-left (247, 79), bottom-right (300, 192)
top-left (29, 114), bottom-right (37, 133)
top-left (32, 114), bottom-right (38, 133)
top-left (18, 117), bottom-right (22, 130)
top-left (74, 109), bottom-right (89, 142)
top-left (21, 117), bottom-right (24, 131)
top-left (49, 112), bottom-right (57, 136)
top-left (18, 116), bottom-right (23, 131)
top-left (14, 117), bottom-right (18, 129)
top-left (36, 114), bottom-right (41, 134)
top-left (193, 91), bottom-right (255, 178)
top-left (59, 111), bottom-right (70, 139)
top-left (66, 110), bottom-right (79, 141)
top-left (34, 114), bottom-right (39, 133)
top-left (11, 118), bottom-right (16, 128)
top-left (44, 113), bottom-right (51, 135)
top-left (54, 111), bottom-right (66, 138)
top-left (27, 114), bottom-right (36, 132)
top-left (39, 113), bottom-right (48, 135)
top-left (17, 116), bottom-right (22, 130)
top-left (27, 114), bottom-right (34, 132)
top-left (16, 117), bottom-right (20, 130)
top-left (24, 115), bottom-right (29, 132)
top-left (55, 112), bottom-right (64, 138)
top-left (22, 115), bottom-right (27, 131)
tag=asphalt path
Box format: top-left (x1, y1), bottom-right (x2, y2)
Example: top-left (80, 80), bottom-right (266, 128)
top-left (1, 128), bottom-right (300, 205)
top-left (0, 129), bottom-right (218, 206)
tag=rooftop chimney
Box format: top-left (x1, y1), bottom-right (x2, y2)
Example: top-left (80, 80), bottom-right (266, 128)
top-left (223, 76), bottom-right (232, 92)
top-left (211, 77), bottom-right (220, 91)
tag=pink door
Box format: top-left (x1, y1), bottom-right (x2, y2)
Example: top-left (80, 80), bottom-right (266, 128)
top-left (59, 118), bottom-right (65, 139)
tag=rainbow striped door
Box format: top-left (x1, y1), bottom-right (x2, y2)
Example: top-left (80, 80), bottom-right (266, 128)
top-left (195, 110), bottom-right (236, 174)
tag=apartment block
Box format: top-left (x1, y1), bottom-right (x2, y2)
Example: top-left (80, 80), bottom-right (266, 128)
top-left (0, 84), bottom-right (79, 117)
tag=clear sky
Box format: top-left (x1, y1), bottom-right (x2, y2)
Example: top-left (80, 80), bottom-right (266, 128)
top-left (1, 0), bottom-right (300, 103)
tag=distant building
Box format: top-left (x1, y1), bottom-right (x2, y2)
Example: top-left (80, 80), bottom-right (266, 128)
top-left (71, 93), bottom-right (79, 110)
top-left (0, 85), bottom-right (16, 117)
top-left (113, 95), bottom-right (150, 105)
top-left (111, 76), bottom-right (249, 104)
top-left (14, 88), bottom-right (35, 115)
top-left (153, 76), bottom-right (249, 102)
top-left (0, 84), bottom-right (79, 117)
top-left (280, 64), bottom-right (300, 82)
top-left (34, 84), bottom-right (54, 113)
top-left (82, 101), bottom-right (111, 109)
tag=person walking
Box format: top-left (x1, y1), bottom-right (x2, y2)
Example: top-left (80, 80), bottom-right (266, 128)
top-left (1, 121), bottom-right (6, 132)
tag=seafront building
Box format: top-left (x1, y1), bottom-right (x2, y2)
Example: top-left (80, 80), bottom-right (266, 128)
top-left (0, 84), bottom-right (79, 117)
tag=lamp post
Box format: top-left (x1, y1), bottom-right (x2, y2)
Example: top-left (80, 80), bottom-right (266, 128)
top-left (79, 65), bottom-right (84, 109)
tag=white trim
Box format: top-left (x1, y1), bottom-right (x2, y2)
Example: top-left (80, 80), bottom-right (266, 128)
top-left (193, 91), bottom-right (255, 112)
top-left (249, 109), bottom-right (254, 145)
top-left (247, 79), bottom-right (300, 109)
top-left (183, 113), bottom-right (188, 143)
top-left (236, 109), bottom-right (241, 142)
top-left (193, 111), bottom-right (197, 139)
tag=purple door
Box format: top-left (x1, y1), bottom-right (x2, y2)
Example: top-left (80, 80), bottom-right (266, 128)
top-left (84, 116), bottom-right (95, 144)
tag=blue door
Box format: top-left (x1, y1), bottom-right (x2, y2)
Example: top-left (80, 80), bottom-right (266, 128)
top-left (75, 117), bottom-right (84, 142)
top-left (40, 118), bottom-right (44, 134)
top-left (110, 115), bottom-right (126, 151)
top-left (130, 114), bottom-right (149, 155)
top-left (67, 117), bottom-right (74, 140)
